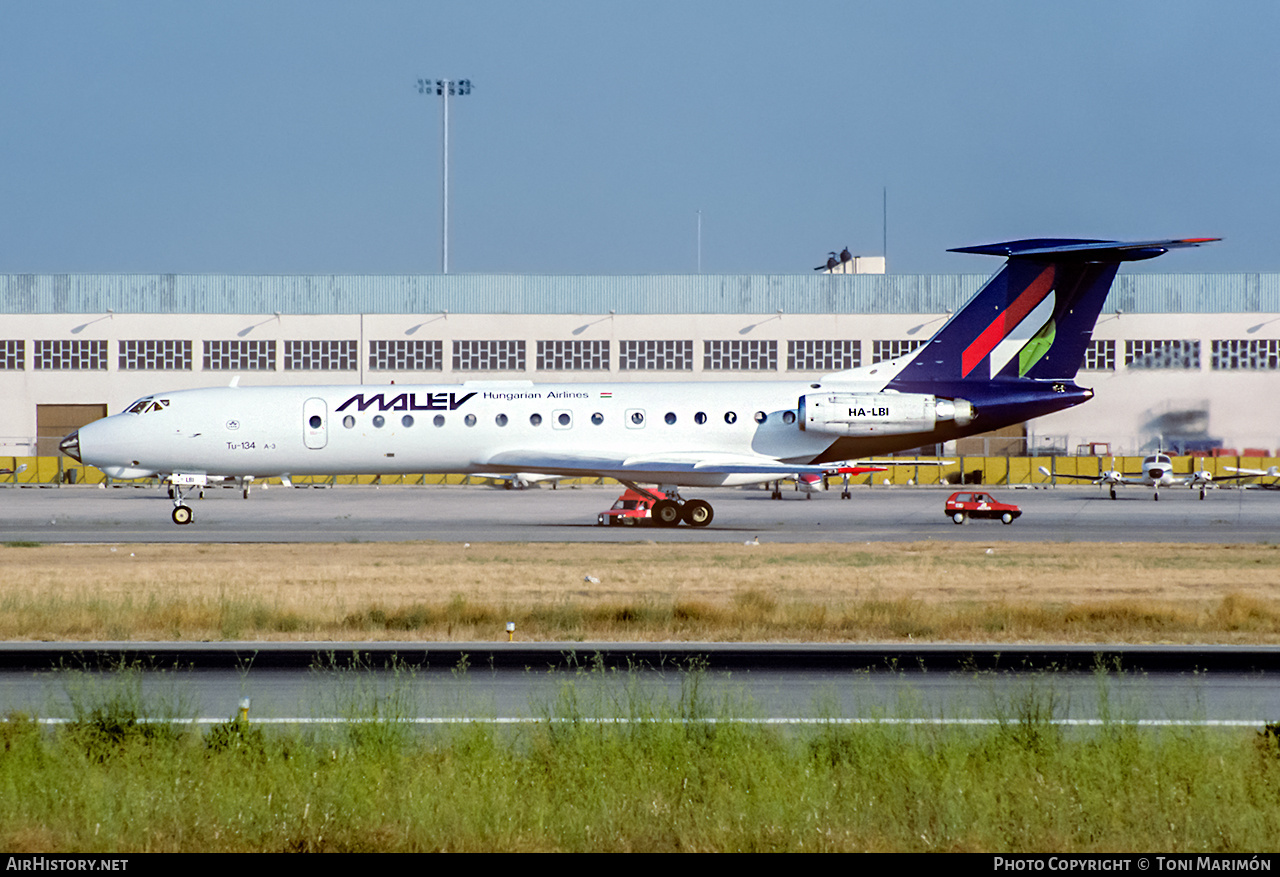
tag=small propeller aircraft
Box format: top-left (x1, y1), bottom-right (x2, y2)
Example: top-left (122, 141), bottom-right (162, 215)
top-left (1040, 453), bottom-right (1216, 500)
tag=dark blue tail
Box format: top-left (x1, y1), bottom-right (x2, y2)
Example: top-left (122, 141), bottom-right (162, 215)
top-left (887, 237), bottom-right (1218, 385)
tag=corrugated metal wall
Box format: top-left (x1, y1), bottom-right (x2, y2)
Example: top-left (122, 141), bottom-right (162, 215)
top-left (3, 272), bottom-right (1278, 315)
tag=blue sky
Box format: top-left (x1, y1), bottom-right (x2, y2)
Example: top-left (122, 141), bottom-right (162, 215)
top-left (1, 1), bottom-right (1275, 275)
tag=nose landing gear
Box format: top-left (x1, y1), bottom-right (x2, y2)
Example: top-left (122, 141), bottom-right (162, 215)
top-left (165, 474), bottom-right (207, 525)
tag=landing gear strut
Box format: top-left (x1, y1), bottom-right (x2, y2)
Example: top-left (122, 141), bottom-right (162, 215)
top-left (170, 483), bottom-right (194, 526)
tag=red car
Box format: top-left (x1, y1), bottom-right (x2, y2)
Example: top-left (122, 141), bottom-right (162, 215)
top-left (944, 491), bottom-right (1021, 525)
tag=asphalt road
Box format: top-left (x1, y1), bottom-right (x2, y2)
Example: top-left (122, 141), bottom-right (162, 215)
top-left (2, 649), bottom-right (1276, 724)
top-left (2, 481), bottom-right (1278, 543)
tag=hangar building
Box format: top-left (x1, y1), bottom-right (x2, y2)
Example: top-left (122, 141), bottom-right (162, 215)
top-left (2, 271), bottom-right (1277, 457)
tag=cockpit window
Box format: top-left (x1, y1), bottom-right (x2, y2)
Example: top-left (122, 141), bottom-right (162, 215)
top-left (125, 397), bottom-right (171, 415)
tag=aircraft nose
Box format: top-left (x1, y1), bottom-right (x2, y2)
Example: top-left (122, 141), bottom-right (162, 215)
top-left (59, 430), bottom-right (82, 462)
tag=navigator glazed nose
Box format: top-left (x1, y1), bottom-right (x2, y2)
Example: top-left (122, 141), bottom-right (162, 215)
top-left (59, 430), bottom-right (81, 462)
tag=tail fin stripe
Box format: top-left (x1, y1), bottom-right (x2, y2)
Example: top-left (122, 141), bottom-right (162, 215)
top-left (960, 264), bottom-right (1055, 378)
top-left (992, 290), bottom-right (1056, 378)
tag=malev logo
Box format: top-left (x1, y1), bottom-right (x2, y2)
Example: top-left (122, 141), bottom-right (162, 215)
top-left (336, 391), bottom-right (477, 412)
top-left (225, 420), bottom-right (241, 430)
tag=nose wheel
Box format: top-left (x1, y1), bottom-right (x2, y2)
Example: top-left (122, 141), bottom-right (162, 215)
top-left (169, 480), bottom-right (196, 525)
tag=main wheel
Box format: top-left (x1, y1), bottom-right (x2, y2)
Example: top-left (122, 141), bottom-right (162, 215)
top-left (652, 499), bottom-right (682, 527)
top-left (1001, 512), bottom-right (1014, 525)
top-left (952, 511), bottom-right (966, 524)
top-left (682, 499), bottom-right (714, 528)
top-left (171, 505), bottom-right (193, 526)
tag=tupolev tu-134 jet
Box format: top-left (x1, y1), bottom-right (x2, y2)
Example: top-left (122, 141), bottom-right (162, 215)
top-left (60, 237), bottom-right (1216, 526)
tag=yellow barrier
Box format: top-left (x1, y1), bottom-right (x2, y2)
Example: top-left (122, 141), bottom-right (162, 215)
top-left (4, 456), bottom-right (1278, 488)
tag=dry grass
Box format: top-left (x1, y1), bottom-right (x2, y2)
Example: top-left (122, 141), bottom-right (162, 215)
top-left (1, 540), bottom-right (1279, 643)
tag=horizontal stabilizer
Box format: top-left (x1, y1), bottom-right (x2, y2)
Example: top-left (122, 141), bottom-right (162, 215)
top-left (949, 237), bottom-right (1220, 263)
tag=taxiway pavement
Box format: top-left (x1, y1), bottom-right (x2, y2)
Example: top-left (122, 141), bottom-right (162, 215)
top-left (1, 482), bottom-right (1278, 543)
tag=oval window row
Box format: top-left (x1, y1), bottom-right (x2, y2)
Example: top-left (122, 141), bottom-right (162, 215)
top-left (337, 410), bottom-right (798, 429)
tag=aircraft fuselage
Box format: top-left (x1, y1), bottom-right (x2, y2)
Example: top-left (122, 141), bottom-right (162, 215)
top-left (69, 378), bottom-right (1081, 485)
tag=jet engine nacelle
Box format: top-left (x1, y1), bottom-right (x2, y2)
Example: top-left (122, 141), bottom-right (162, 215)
top-left (798, 392), bottom-right (974, 437)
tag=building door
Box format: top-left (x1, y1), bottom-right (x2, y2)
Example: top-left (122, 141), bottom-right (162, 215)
top-left (37, 404), bottom-right (107, 456)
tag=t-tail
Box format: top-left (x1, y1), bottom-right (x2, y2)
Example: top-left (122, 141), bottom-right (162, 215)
top-left (886, 238), bottom-right (1219, 387)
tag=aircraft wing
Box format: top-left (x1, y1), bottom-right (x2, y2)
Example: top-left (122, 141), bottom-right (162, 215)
top-left (1220, 466), bottom-right (1280, 487)
top-left (476, 450), bottom-right (844, 478)
top-left (1038, 469), bottom-right (1103, 484)
top-left (476, 451), bottom-right (946, 481)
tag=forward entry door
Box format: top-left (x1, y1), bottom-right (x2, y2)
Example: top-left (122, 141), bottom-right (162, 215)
top-left (303, 397), bottom-right (328, 449)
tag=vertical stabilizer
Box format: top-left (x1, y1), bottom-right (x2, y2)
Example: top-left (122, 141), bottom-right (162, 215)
top-left (887, 237), bottom-right (1218, 386)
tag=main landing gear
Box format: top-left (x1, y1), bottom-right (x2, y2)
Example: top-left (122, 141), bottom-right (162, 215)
top-left (625, 483), bottom-right (715, 528)
top-left (650, 496), bottom-right (714, 527)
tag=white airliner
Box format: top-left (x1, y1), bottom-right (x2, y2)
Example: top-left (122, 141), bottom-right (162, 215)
top-left (767, 463), bottom-right (891, 500)
top-left (59, 237), bottom-right (1216, 526)
top-left (1039, 453), bottom-right (1216, 500)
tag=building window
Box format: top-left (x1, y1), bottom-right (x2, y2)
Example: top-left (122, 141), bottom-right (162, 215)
top-left (872, 339), bottom-right (926, 364)
top-left (369, 340), bottom-right (443, 371)
top-left (118, 340), bottom-right (192, 371)
top-left (203, 340), bottom-right (276, 371)
top-left (1125, 340), bottom-right (1200, 370)
top-left (1081, 339), bottom-right (1115, 371)
top-left (619, 340), bottom-right (693, 371)
top-left (537, 340), bottom-right (609, 371)
top-left (1211, 339), bottom-right (1280, 370)
top-left (34, 340), bottom-right (107, 370)
top-left (0, 340), bottom-right (23, 370)
top-left (788, 340), bottom-right (861, 371)
top-left (283, 340), bottom-right (357, 371)
top-left (704, 340), bottom-right (777, 371)
top-left (453, 340), bottom-right (525, 371)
